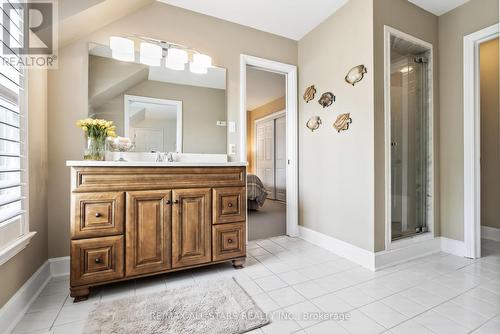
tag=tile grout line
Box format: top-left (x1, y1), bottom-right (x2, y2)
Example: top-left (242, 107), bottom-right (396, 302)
top-left (250, 239), bottom-right (498, 333)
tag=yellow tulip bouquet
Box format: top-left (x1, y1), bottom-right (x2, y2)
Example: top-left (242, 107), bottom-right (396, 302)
top-left (76, 118), bottom-right (117, 160)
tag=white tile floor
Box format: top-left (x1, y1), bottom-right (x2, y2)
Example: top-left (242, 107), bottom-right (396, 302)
top-left (11, 237), bottom-right (500, 334)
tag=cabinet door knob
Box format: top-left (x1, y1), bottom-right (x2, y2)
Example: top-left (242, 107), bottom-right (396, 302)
top-left (173, 200), bottom-right (179, 204)
top-left (95, 212), bottom-right (101, 217)
top-left (166, 200), bottom-right (171, 205)
top-left (228, 203), bottom-right (233, 208)
top-left (95, 258), bottom-right (101, 264)
top-left (228, 239), bottom-right (233, 244)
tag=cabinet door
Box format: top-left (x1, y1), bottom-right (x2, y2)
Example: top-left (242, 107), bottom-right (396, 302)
top-left (126, 190), bottom-right (171, 276)
top-left (172, 188), bottom-right (211, 268)
top-left (71, 236), bottom-right (124, 286)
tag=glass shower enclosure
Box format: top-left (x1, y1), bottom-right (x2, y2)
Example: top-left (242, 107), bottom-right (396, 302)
top-left (389, 34), bottom-right (432, 241)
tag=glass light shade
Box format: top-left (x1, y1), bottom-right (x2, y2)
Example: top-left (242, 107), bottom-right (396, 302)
top-left (193, 53), bottom-right (212, 68)
top-left (167, 48), bottom-right (188, 64)
top-left (139, 42), bottom-right (162, 66)
top-left (189, 61), bottom-right (207, 74)
top-left (165, 58), bottom-right (186, 71)
top-left (110, 36), bottom-right (134, 62)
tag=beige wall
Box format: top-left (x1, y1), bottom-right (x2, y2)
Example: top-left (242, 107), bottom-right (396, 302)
top-left (373, 0), bottom-right (440, 251)
top-left (247, 96), bottom-right (286, 174)
top-left (0, 69), bottom-right (49, 307)
top-left (439, 0), bottom-right (499, 241)
top-left (480, 38), bottom-right (500, 230)
top-left (298, 0), bottom-right (375, 251)
top-left (47, 2), bottom-right (297, 258)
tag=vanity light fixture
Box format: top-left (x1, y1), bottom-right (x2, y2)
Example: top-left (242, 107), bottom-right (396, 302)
top-left (139, 42), bottom-right (162, 66)
top-left (110, 36), bottom-right (134, 62)
top-left (109, 36), bottom-right (213, 74)
top-left (189, 61), bottom-right (208, 74)
top-left (166, 48), bottom-right (188, 70)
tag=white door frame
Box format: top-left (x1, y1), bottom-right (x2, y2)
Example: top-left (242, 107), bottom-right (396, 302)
top-left (124, 94), bottom-right (183, 152)
top-left (239, 54), bottom-right (299, 237)
top-left (384, 26), bottom-right (435, 250)
top-left (463, 23), bottom-right (499, 259)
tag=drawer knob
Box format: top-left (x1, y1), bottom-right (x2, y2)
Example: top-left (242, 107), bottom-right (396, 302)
top-left (95, 212), bottom-right (101, 218)
top-left (228, 203), bottom-right (233, 208)
top-left (228, 239), bottom-right (233, 244)
top-left (95, 258), bottom-right (101, 264)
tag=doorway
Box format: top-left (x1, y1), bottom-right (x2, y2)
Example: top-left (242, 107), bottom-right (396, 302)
top-left (246, 67), bottom-right (286, 240)
top-left (239, 55), bottom-right (298, 241)
top-left (464, 24), bottom-right (500, 259)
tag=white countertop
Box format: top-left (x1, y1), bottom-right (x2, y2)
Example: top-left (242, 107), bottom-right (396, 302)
top-left (66, 160), bottom-right (248, 167)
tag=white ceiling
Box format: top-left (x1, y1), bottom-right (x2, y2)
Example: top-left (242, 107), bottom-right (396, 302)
top-left (408, 0), bottom-right (471, 16)
top-left (157, 0), bottom-right (349, 40)
top-left (246, 67), bottom-right (285, 111)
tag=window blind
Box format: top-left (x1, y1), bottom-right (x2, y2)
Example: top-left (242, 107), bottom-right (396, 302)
top-left (0, 2), bottom-right (25, 231)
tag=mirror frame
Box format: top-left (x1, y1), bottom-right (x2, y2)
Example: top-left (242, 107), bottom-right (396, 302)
top-left (123, 94), bottom-right (183, 153)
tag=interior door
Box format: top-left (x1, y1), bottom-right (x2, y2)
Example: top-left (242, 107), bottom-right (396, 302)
top-left (171, 188), bottom-right (211, 268)
top-left (255, 119), bottom-right (275, 199)
top-left (125, 190), bottom-right (171, 276)
top-left (131, 128), bottom-right (164, 152)
top-left (275, 115), bottom-right (287, 202)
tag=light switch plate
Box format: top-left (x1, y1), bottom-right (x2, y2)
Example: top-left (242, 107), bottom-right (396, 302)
top-left (229, 144), bottom-right (236, 155)
top-left (228, 121), bottom-right (236, 133)
top-left (216, 121), bottom-right (226, 126)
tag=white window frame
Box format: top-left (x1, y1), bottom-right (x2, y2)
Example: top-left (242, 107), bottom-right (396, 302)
top-left (0, 20), bottom-right (35, 265)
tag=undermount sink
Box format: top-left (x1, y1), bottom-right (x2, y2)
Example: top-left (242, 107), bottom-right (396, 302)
top-left (105, 152), bottom-right (228, 163)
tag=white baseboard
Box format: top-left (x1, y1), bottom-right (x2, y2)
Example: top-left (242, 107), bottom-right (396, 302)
top-left (298, 226), bottom-right (472, 271)
top-left (298, 226), bottom-right (375, 270)
top-left (441, 237), bottom-right (466, 257)
top-left (0, 261), bottom-right (51, 334)
top-left (482, 226), bottom-right (500, 242)
top-left (0, 256), bottom-right (70, 333)
top-left (49, 256), bottom-right (70, 277)
top-left (375, 237), bottom-right (442, 270)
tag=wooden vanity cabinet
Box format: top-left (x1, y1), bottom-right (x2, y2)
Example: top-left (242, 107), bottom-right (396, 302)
top-left (69, 166), bottom-right (246, 302)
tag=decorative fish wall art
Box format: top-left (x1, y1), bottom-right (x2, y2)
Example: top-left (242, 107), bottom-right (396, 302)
top-left (345, 65), bottom-right (367, 86)
top-left (306, 116), bottom-right (322, 132)
top-left (318, 92), bottom-right (335, 108)
top-left (333, 113), bottom-right (352, 132)
top-left (303, 85), bottom-right (317, 103)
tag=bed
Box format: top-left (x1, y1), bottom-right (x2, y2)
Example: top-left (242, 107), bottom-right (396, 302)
top-left (247, 174), bottom-right (268, 210)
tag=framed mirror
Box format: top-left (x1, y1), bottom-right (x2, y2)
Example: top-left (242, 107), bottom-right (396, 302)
top-left (88, 42), bottom-right (227, 154)
top-left (124, 95), bottom-right (182, 152)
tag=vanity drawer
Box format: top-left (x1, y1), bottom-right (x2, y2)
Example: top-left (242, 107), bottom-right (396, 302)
top-left (71, 192), bottom-right (124, 239)
top-left (212, 187), bottom-right (246, 224)
top-left (71, 236), bottom-right (124, 286)
top-left (212, 222), bottom-right (246, 261)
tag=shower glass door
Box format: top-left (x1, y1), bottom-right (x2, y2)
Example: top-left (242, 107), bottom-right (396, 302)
top-left (390, 36), bottom-right (431, 241)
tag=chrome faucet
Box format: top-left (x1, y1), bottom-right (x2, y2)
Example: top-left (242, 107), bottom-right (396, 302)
top-left (152, 151), bottom-right (164, 162)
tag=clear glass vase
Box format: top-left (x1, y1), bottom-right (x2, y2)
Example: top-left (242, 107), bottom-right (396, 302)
top-left (84, 135), bottom-right (106, 161)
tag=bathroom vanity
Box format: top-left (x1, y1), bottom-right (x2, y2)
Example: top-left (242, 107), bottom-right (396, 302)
top-left (66, 161), bottom-right (247, 302)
